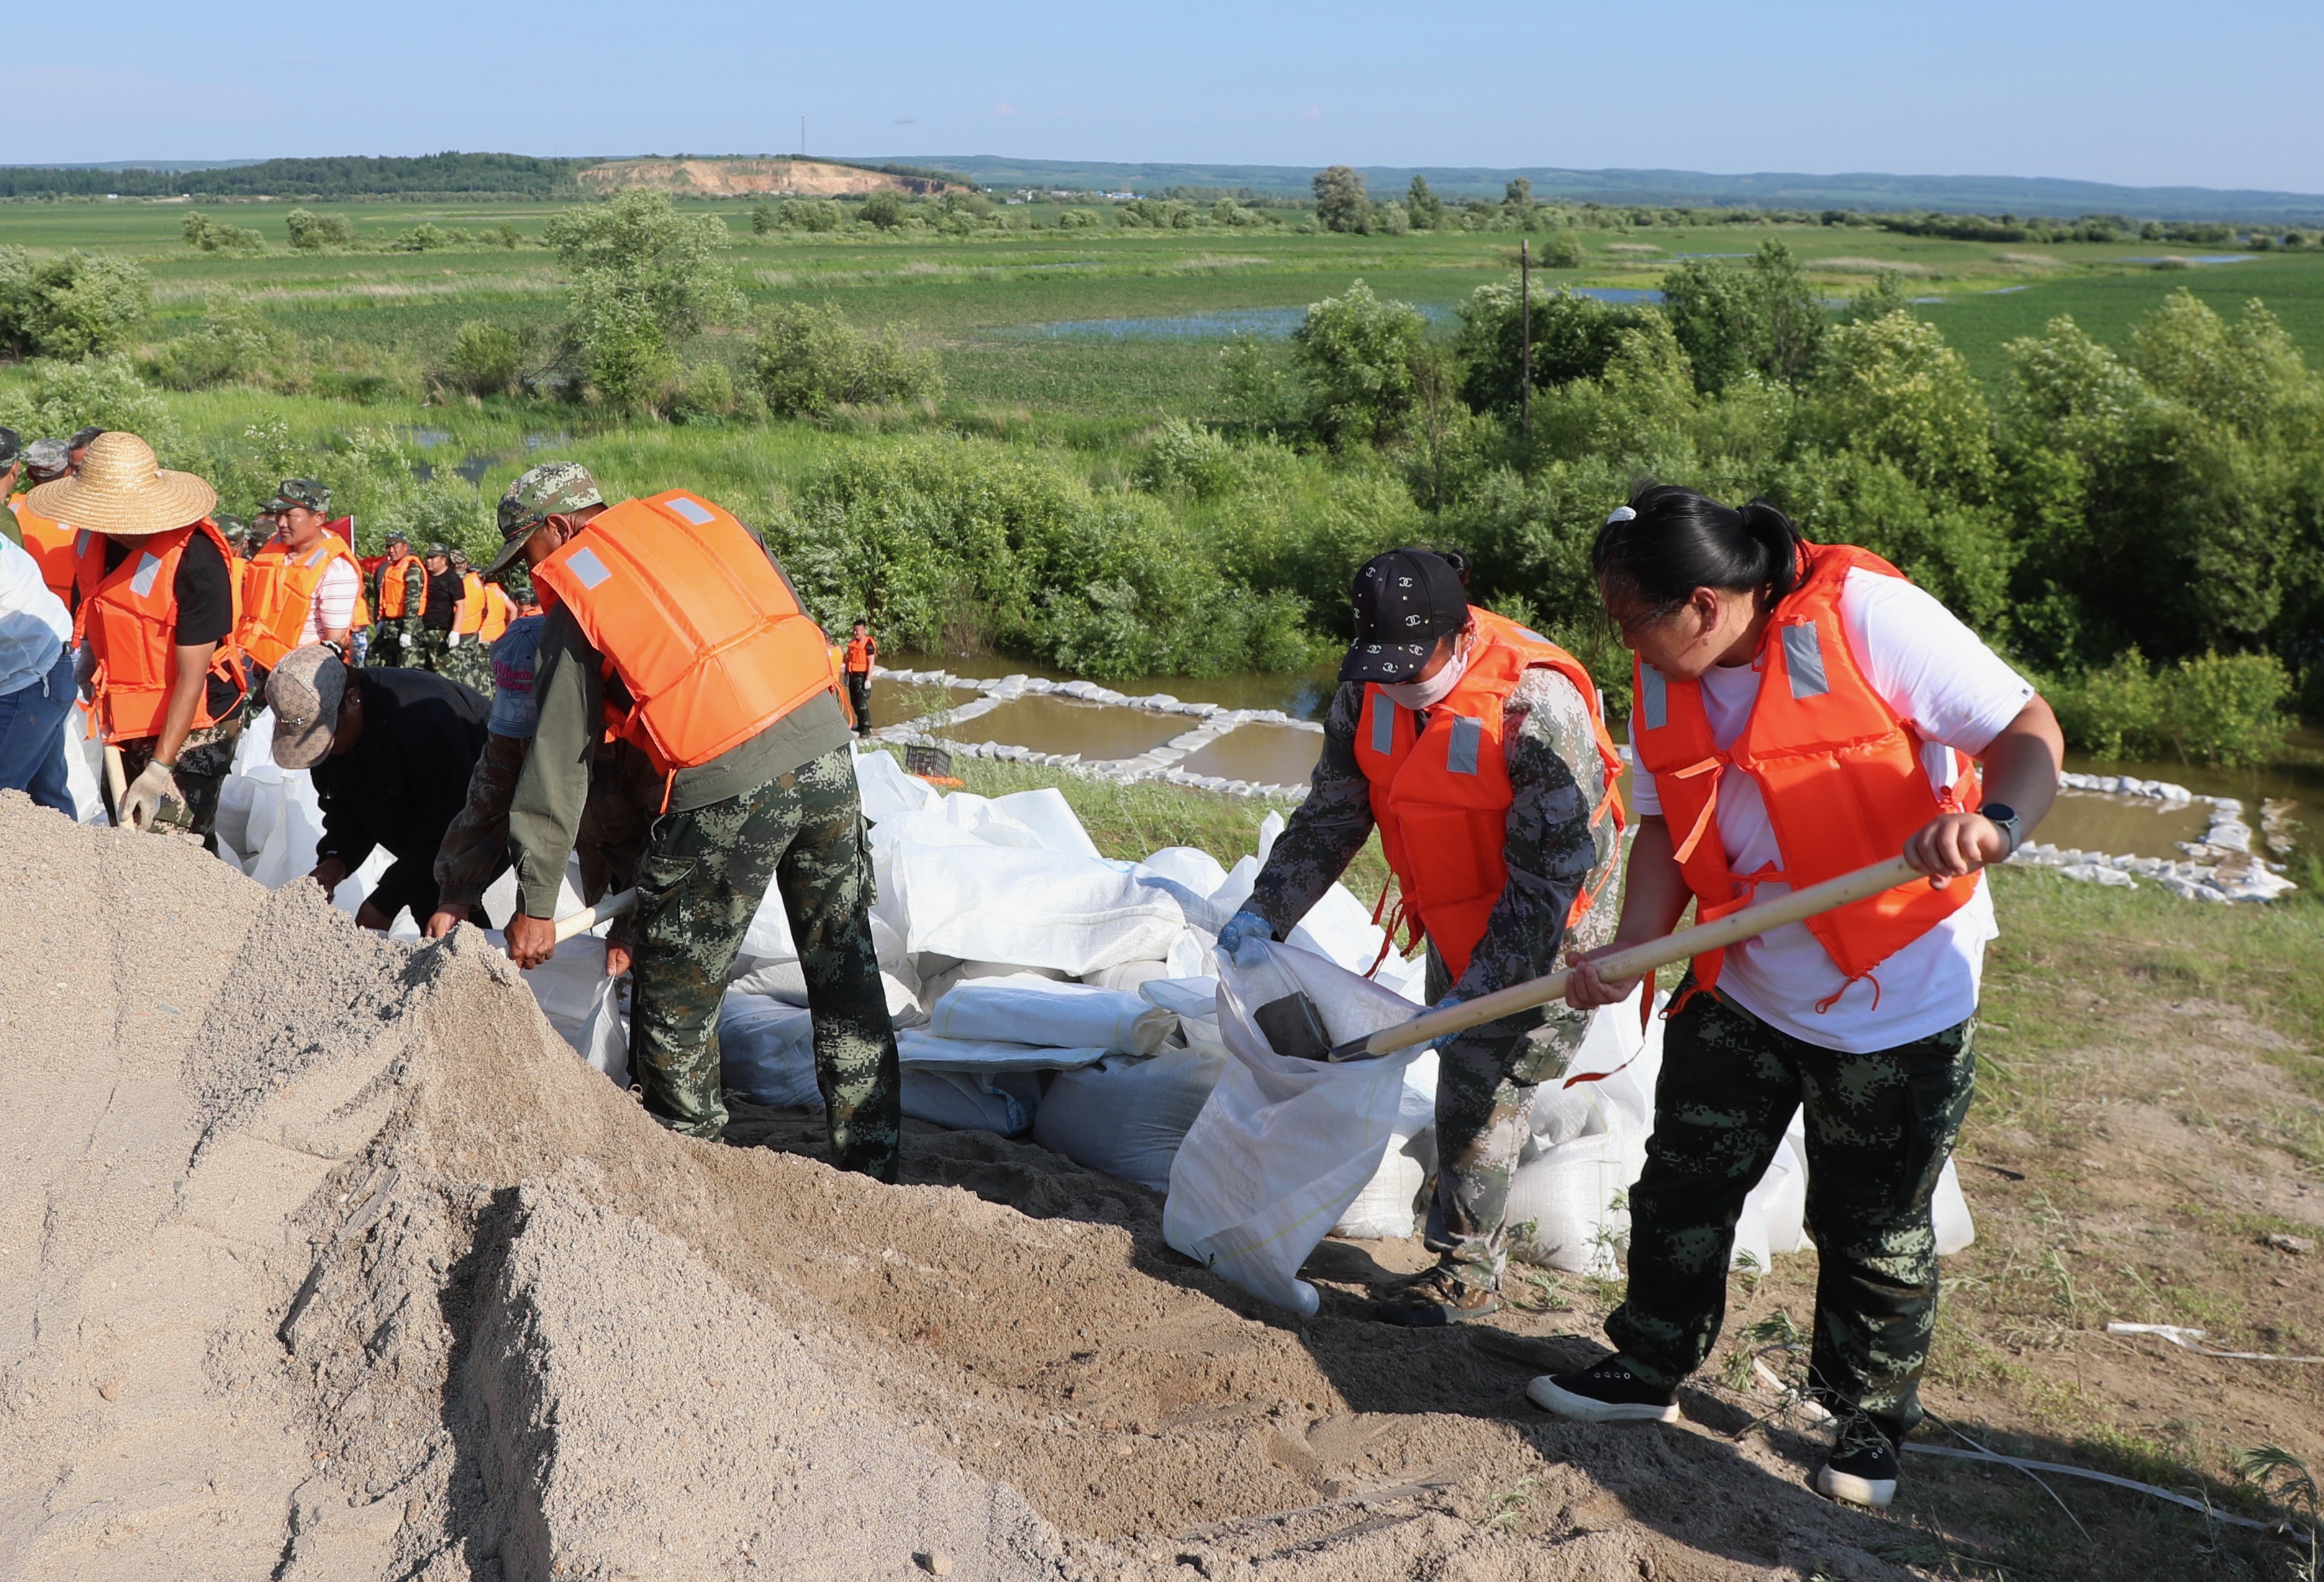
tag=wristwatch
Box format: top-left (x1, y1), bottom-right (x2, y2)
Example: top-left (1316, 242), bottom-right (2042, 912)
top-left (1982, 802), bottom-right (2022, 853)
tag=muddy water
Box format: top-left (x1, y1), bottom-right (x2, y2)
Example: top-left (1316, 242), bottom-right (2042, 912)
top-left (968, 696), bottom-right (1189, 760)
top-left (1176, 724), bottom-right (1327, 786)
top-left (866, 678), bottom-right (979, 728)
top-left (2033, 794), bottom-right (2214, 857)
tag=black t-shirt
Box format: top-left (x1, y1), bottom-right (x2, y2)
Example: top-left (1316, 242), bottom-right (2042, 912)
top-left (421, 568), bottom-right (463, 631)
top-left (312, 666), bottom-right (491, 922)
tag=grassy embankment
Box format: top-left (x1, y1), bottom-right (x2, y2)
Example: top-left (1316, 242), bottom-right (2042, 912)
top-left (938, 749), bottom-right (2324, 1580)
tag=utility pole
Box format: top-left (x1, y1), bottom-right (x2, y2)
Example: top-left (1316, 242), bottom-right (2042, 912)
top-left (800, 117), bottom-right (806, 158)
top-left (1520, 237), bottom-right (1532, 442)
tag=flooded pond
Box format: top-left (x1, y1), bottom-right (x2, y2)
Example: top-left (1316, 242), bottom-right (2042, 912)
top-left (966, 696), bottom-right (1190, 761)
top-left (1176, 724), bottom-right (1328, 786)
top-left (865, 677), bottom-right (980, 728)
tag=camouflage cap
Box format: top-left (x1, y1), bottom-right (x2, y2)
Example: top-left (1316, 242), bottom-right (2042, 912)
top-left (67, 425), bottom-right (106, 452)
top-left (447, 547), bottom-right (470, 566)
top-left (489, 461), bottom-right (602, 575)
top-left (22, 439), bottom-right (70, 484)
top-left (425, 542), bottom-right (451, 558)
top-left (0, 427), bottom-right (20, 468)
top-left (266, 477), bottom-right (332, 514)
top-left (383, 527), bottom-right (410, 545)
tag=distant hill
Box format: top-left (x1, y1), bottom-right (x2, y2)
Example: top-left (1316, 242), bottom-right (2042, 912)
top-left (901, 156), bottom-right (2324, 224)
top-left (0, 153), bottom-right (593, 201)
top-left (576, 157), bottom-right (966, 198)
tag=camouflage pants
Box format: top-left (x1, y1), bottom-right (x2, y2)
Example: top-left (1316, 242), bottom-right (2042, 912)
top-left (408, 627), bottom-right (451, 673)
top-left (845, 672), bottom-right (872, 735)
top-left (438, 632), bottom-right (494, 694)
top-left (1423, 950), bottom-right (1595, 1296)
top-left (629, 745), bottom-right (901, 1179)
top-left (366, 617), bottom-right (410, 668)
top-left (114, 718), bottom-right (245, 842)
top-left (1606, 981), bottom-right (1976, 1444)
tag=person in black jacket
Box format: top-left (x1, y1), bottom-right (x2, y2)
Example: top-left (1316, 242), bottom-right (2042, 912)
top-left (264, 642), bottom-right (488, 930)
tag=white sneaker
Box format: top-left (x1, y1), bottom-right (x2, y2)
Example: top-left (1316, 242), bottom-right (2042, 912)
top-left (1525, 1357), bottom-right (1682, 1424)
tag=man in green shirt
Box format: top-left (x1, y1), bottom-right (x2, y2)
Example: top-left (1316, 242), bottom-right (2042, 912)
top-left (491, 462), bottom-right (901, 1179)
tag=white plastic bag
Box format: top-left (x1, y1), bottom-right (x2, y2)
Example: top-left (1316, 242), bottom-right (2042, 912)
top-left (1140, 976), bottom-right (1227, 1057)
top-left (719, 992), bottom-right (819, 1107)
top-left (896, 1028), bottom-right (1110, 1074)
top-left (1333, 1052), bottom-right (1439, 1239)
top-left (1506, 1129), bottom-right (1649, 1275)
top-left (1164, 942), bottom-right (1424, 1313)
top-left (1031, 1047), bottom-right (1225, 1191)
top-left (930, 976), bottom-right (1174, 1056)
top-left (1933, 1157), bottom-right (1976, 1255)
top-left (902, 1069), bottom-right (1042, 1135)
top-left (578, 973), bottom-right (630, 1088)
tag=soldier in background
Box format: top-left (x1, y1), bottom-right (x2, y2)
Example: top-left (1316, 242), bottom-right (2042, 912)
top-left (65, 427), bottom-right (106, 473)
top-left (409, 542), bottom-right (460, 673)
top-left (368, 529), bottom-right (427, 667)
top-left (440, 547), bottom-right (496, 693)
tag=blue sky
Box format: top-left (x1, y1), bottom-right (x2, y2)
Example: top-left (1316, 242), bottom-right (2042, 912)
top-left (6, 0), bottom-right (2318, 193)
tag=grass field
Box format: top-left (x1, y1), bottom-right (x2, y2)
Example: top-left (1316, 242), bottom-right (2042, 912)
top-left (7, 199), bottom-right (2322, 417)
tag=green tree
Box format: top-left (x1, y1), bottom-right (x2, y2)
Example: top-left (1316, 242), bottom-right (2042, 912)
top-left (546, 189), bottom-right (745, 410)
top-left (861, 190), bottom-right (905, 229)
top-left (0, 250), bottom-right (150, 359)
top-left (1405, 175), bottom-right (1446, 231)
top-left (750, 202), bottom-right (777, 235)
top-left (1503, 177), bottom-right (1536, 225)
top-left (1056, 206), bottom-right (1102, 230)
top-left (1658, 240), bottom-right (1828, 392)
top-left (779, 199), bottom-right (842, 233)
top-left (1312, 165), bottom-right (1369, 234)
top-left (145, 290), bottom-right (282, 391)
top-left (751, 301), bottom-right (943, 416)
top-left (1454, 280), bottom-right (1655, 414)
top-left (180, 211), bottom-right (264, 252)
top-left (284, 208), bottom-right (353, 251)
top-left (1541, 230), bottom-right (1585, 268)
top-left (1289, 280), bottom-right (1426, 447)
top-left (445, 320), bottom-right (524, 397)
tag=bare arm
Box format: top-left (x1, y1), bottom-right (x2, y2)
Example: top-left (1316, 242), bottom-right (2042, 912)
top-left (155, 642), bottom-right (215, 766)
top-left (1904, 694), bottom-right (2063, 878)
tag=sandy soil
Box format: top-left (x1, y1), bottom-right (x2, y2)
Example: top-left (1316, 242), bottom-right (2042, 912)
top-left (0, 794), bottom-right (1951, 1580)
top-left (576, 158), bottom-right (959, 198)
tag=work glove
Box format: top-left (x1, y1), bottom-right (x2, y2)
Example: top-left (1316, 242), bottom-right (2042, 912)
top-left (1215, 909), bottom-right (1274, 967)
top-left (1421, 991), bottom-right (1473, 1054)
top-left (120, 759), bottom-right (182, 832)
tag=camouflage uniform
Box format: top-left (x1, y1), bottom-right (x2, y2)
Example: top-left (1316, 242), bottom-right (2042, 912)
top-left (1246, 666), bottom-right (1622, 1295)
top-left (1606, 982), bottom-right (1976, 1445)
top-left (627, 747), bottom-right (901, 1166)
top-left (440, 631), bottom-right (496, 694)
top-left (368, 555), bottom-right (427, 668)
top-left (115, 719), bottom-right (244, 840)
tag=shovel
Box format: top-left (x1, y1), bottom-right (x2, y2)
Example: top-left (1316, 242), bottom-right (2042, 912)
top-left (1326, 855), bottom-right (1931, 1061)
top-left (552, 886), bottom-right (638, 945)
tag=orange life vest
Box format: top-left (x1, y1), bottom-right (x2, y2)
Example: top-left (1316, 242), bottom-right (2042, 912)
top-left (11, 496), bottom-right (79, 605)
top-left (1630, 541), bottom-right (1979, 999)
top-left (453, 571), bottom-right (487, 635)
top-left (532, 489), bottom-right (839, 775)
top-left (71, 521), bottom-right (247, 744)
top-left (373, 552), bottom-right (427, 619)
top-left (843, 633), bottom-right (875, 673)
top-left (479, 581), bottom-right (513, 643)
top-left (236, 533), bottom-right (361, 670)
top-left (1353, 607), bottom-right (1627, 982)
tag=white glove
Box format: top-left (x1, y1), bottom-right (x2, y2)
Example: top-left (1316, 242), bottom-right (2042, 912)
top-left (446, 631), bottom-right (463, 647)
top-left (121, 759), bottom-right (181, 831)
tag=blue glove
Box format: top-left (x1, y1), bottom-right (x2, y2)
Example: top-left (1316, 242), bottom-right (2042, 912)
top-left (1215, 909), bottom-right (1274, 966)
top-left (1422, 991), bottom-right (1471, 1053)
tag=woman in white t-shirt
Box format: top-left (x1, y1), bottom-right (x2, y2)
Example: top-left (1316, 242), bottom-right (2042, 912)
top-left (1527, 485), bottom-right (2063, 1514)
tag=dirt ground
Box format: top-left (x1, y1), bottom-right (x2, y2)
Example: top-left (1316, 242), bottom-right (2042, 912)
top-left (4, 798), bottom-right (2318, 1581)
top-left (575, 157), bottom-right (959, 198)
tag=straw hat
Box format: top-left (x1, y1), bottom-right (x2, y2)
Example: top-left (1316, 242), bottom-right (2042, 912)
top-left (24, 432), bottom-right (216, 538)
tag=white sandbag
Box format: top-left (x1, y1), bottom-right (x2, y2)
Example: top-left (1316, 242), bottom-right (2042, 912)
top-left (487, 930), bottom-right (609, 1030)
top-left (719, 992), bottom-right (819, 1107)
top-left (729, 955), bottom-right (809, 1004)
top-left (1030, 1047), bottom-right (1225, 1191)
top-left (577, 973), bottom-right (630, 1087)
top-left (904, 1069), bottom-right (1042, 1136)
top-left (1730, 1190), bottom-right (1773, 1275)
top-left (214, 770), bottom-right (258, 860)
top-left (920, 958), bottom-right (1069, 1007)
top-left (1933, 1157), bottom-right (1975, 1255)
top-left (1140, 846), bottom-right (1229, 896)
top-left (881, 830), bottom-right (1189, 974)
top-left (1754, 1122), bottom-right (1810, 1257)
top-left (1140, 976), bottom-right (1227, 1057)
top-left (64, 704), bottom-right (106, 824)
top-left (851, 742), bottom-right (938, 822)
top-left (740, 880), bottom-right (798, 963)
top-left (1164, 941), bottom-right (1424, 1314)
top-left (1506, 1129), bottom-right (1648, 1275)
top-left (1164, 927), bottom-right (1219, 981)
top-left (1285, 881), bottom-right (1397, 977)
top-left (1209, 854), bottom-right (1258, 918)
top-left (1085, 959), bottom-right (1172, 993)
top-left (929, 976), bottom-right (1174, 1056)
top-left (895, 1028), bottom-right (1110, 1073)
top-left (1333, 1051), bottom-right (1439, 1240)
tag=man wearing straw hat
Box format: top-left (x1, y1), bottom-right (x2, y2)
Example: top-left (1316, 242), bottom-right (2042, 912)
top-left (27, 432), bottom-right (248, 835)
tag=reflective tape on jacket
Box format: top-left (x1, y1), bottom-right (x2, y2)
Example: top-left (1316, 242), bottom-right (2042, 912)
top-left (532, 489), bottom-right (839, 775)
top-left (1629, 540), bottom-right (1979, 996)
top-left (70, 519), bottom-right (247, 743)
top-left (236, 534), bottom-right (361, 670)
top-left (1352, 607), bottom-right (1627, 983)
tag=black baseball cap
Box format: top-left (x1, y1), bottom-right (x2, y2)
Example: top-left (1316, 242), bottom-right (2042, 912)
top-left (1341, 548), bottom-right (1471, 683)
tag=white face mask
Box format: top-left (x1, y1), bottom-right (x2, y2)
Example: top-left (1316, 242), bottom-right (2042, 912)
top-left (1378, 632), bottom-right (1471, 711)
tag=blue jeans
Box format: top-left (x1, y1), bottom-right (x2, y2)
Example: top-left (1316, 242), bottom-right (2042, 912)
top-left (0, 645), bottom-right (76, 816)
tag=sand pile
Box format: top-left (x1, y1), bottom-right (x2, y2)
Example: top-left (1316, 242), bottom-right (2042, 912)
top-left (0, 795), bottom-right (1919, 1580)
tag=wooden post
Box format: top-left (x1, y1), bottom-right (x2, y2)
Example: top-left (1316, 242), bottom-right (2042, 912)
top-left (1520, 237), bottom-right (1532, 442)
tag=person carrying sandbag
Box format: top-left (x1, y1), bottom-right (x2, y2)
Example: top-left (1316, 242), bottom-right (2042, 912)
top-left (1532, 486), bottom-right (2063, 1513)
top-left (32, 433), bottom-right (251, 839)
top-left (488, 462), bottom-right (901, 1178)
top-left (1215, 547), bottom-right (1628, 1327)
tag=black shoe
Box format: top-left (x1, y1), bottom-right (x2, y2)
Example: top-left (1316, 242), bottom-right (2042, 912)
top-left (1526, 1355), bottom-right (1681, 1424)
top-left (1368, 1266), bottom-right (1501, 1327)
top-left (1815, 1416), bottom-right (1900, 1509)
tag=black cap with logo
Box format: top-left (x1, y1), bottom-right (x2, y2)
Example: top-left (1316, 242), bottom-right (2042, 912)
top-left (1340, 548), bottom-right (1471, 683)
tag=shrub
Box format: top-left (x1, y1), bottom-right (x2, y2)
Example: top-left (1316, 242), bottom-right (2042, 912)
top-left (181, 212), bottom-right (264, 252)
top-left (1312, 166), bottom-right (1369, 234)
top-left (284, 208), bottom-right (354, 251)
top-left (1056, 207), bottom-right (1102, 230)
top-left (145, 291), bottom-right (282, 391)
top-left (2047, 647), bottom-right (2289, 766)
top-left (1135, 419), bottom-right (1242, 499)
top-left (1456, 281), bottom-right (1657, 414)
top-left (0, 249), bottom-right (149, 359)
top-left (667, 360), bottom-right (740, 424)
top-left (0, 355), bottom-right (176, 455)
top-left (779, 199), bottom-right (842, 233)
top-left (861, 191), bottom-right (904, 230)
top-left (751, 301), bottom-right (943, 416)
top-left (750, 202), bottom-right (776, 235)
top-left (1290, 280), bottom-right (1426, 447)
top-left (1540, 231), bottom-right (1586, 268)
top-left (445, 320), bottom-right (523, 398)
top-left (388, 222), bottom-right (465, 252)
top-left (547, 189), bottom-right (744, 410)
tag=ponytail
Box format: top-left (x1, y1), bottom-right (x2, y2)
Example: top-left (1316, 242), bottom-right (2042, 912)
top-left (1591, 483), bottom-right (1800, 611)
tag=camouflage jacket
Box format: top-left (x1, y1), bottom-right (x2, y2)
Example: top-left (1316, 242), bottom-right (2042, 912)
top-left (1246, 668), bottom-right (1622, 1011)
top-left (433, 729), bottom-right (656, 934)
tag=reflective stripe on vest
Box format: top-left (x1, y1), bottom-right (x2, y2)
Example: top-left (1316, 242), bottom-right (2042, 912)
top-left (532, 489), bottom-right (839, 775)
top-left (237, 535), bottom-right (359, 670)
top-left (70, 519), bottom-right (247, 744)
top-left (1351, 607), bottom-right (1627, 983)
top-left (1628, 541), bottom-right (1979, 997)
